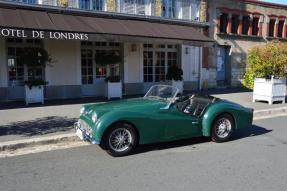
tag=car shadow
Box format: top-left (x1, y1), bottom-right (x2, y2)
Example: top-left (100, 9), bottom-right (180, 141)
top-left (131, 125), bottom-right (272, 156)
top-left (0, 116), bottom-right (77, 137)
top-left (231, 125), bottom-right (272, 141)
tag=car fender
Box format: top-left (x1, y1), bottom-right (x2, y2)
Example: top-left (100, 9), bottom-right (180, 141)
top-left (201, 102), bottom-right (248, 137)
top-left (92, 110), bottom-right (142, 143)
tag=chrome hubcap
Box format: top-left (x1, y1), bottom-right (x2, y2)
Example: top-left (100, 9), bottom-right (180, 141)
top-left (215, 118), bottom-right (232, 138)
top-left (109, 128), bottom-right (132, 152)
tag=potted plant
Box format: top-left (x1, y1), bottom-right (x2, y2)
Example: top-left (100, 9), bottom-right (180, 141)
top-left (19, 47), bottom-right (51, 105)
top-left (104, 75), bottom-right (122, 100)
top-left (166, 64), bottom-right (184, 94)
top-left (243, 41), bottom-right (287, 104)
top-left (95, 51), bottom-right (122, 99)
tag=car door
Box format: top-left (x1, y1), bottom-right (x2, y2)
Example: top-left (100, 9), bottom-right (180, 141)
top-left (163, 105), bottom-right (202, 140)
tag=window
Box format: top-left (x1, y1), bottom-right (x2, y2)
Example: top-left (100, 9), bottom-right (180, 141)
top-left (269, 19), bottom-right (276, 37)
top-left (162, 0), bottom-right (174, 18)
top-left (220, 13), bottom-right (228, 33)
top-left (81, 48), bottom-right (93, 84)
top-left (278, 20), bottom-right (284, 38)
top-left (155, 52), bottom-right (166, 82)
top-left (143, 44), bottom-right (178, 82)
top-left (121, 0), bottom-right (146, 15)
top-left (231, 15), bottom-right (239, 34)
top-left (81, 41), bottom-right (121, 84)
top-left (136, 0), bottom-right (145, 15)
top-left (178, 0), bottom-right (200, 21)
top-left (252, 17), bottom-right (259, 36)
top-left (7, 39), bottom-right (42, 87)
top-left (242, 15), bottom-right (250, 35)
top-left (167, 52), bottom-right (177, 67)
top-left (7, 48), bottom-right (24, 86)
top-left (21, 0), bottom-right (37, 4)
top-left (92, 0), bottom-right (104, 10)
top-left (143, 51), bottom-right (153, 82)
top-left (79, 0), bottom-right (90, 9)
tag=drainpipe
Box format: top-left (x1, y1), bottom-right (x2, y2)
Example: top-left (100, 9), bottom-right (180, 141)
top-left (199, 47), bottom-right (202, 91)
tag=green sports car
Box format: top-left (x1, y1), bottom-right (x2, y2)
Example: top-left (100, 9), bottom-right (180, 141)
top-left (75, 85), bottom-right (253, 157)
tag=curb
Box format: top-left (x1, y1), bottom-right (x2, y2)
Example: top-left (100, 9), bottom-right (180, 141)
top-left (1, 106), bottom-right (287, 153)
top-left (253, 106), bottom-right (287, 119)
top-left (0, 133), bottom-right (78, 152)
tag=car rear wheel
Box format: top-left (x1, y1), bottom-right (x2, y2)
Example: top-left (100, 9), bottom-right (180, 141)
top-left (211, 113), bottom-right (234, 143)
top-left (103, 123), bottom-right (138, 157)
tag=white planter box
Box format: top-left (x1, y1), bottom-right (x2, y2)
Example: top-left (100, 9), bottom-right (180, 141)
top-left (25, 85), bottom-right (44, 105)
top-left (172, 80), bottom-right (183, 94)
top-left (105, 81), bottom-right (122, 100)
top-left (253, 78), bottom-right (286, 105)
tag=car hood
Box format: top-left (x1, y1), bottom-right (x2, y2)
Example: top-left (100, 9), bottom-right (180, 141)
top-left (83, 98), bottom-right (167, 118)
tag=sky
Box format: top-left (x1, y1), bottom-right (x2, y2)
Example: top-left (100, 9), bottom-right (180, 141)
top-left (260, 0), bottom-right (287, 5)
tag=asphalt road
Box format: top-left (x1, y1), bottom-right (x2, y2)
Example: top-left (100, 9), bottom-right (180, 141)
top-left (0, 116), bottom-right (287, 191)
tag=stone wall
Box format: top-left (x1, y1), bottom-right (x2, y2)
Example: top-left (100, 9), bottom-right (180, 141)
top-left (107, 0), bottom-right (117, 12)
top-left (155, 0), bottom-right (162, 17)
top-left (200, 0), bottom-right (207, 22)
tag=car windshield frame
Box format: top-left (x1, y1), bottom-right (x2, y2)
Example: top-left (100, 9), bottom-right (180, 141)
top-left (144, 85), bottom-right (179, 104)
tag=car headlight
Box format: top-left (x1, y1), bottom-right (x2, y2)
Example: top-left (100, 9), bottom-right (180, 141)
top-left (92, 112), bottom-right (97, 123)
top-left (80, 107), bottom-right (85, 115)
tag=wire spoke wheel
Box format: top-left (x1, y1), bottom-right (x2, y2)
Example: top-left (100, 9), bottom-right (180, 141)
top-left (212, 113), bottom-right (234, 143)
top-left (108, 128), bottom-right (132, 152)
top-left (215, 118), bottom-right (232, 138)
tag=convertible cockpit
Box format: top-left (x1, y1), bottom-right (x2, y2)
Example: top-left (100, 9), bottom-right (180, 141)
top-left (176, 95), bottom-right (220, 117)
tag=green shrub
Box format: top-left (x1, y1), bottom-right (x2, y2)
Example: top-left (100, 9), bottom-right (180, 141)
top-left (243, 41), bottom-right (287, 89)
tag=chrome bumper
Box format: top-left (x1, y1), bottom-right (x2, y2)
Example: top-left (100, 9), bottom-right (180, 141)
top-left (74, 121), bottom-right (99, 145)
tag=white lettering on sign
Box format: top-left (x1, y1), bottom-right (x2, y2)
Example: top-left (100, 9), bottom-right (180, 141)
top-left (0, 28), bottom-right (89, 41)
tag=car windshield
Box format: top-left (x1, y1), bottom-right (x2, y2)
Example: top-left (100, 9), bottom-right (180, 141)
top-left (144, 85), bottom-right (179, 102)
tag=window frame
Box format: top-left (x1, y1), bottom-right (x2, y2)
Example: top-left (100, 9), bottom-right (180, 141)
top-left (80, 41), bottom-right (121, 85)
top-left (143, 44), bottom-right (178, 83)
top-left (6, 38), bottom-right (43, 87)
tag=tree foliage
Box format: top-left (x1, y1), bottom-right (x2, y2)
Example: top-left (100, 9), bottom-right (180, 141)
top-left (243, 41), bottom-right (287, 89)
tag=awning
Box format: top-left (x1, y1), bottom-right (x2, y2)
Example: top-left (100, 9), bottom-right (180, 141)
top-left (0, 5), bottom-right (213, 43)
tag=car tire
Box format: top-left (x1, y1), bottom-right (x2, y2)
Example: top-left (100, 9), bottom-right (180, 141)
top-left (103, 123), bottom-right (138, 157)
top-left (211, 113), bottom-right (235, 143)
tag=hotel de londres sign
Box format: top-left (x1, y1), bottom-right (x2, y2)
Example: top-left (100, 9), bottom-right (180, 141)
top-left (0, 28), bottom-right (89, 41)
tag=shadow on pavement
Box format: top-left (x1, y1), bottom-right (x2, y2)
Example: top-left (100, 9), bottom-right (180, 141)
top-left (133, 125), bottom-right (271, 155)
top-left (0, 116), bottom-right (77, 137)
top-left (232, 125), bottom-right (272, 140)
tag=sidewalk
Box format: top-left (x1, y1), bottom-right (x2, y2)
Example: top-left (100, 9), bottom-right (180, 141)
top-left (0, 89), bottom-right (286, 150)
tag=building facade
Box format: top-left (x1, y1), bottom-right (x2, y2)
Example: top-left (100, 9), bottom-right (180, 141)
top-left (0, 0), bottom-right (213, 100)
top-left (204, 0), bottom-right (287, 88)
top-left (2, 0), bottom-right (287, 101)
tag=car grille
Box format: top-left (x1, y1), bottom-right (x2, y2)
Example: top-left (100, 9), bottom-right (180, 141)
top-left (79, 119), bottom-right (92, 136)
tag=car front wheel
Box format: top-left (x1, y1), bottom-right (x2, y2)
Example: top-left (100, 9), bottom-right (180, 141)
top-left (211, 113), bottom-right (234, 143)
top-left (103, 123), bottom-right (137, 157)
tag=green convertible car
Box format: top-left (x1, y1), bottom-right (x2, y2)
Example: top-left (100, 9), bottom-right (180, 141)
top-left (75, 85), bottom-right (253, 157)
